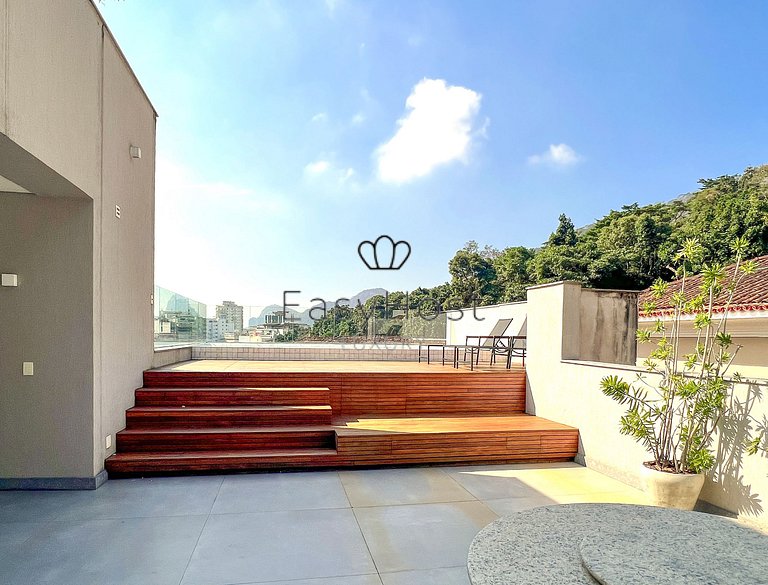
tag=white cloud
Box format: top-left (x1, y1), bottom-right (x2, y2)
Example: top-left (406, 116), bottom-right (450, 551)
top-left (156, 157), bottom-right (287, 214)
top-left (304, 160), bottom-right (331, 174)
top-left (375, 78), bottom-right (483, 184)
top-left (351, 112), bottom-right (366, 125)
top-left (527, 143), bottom-right (582, 168)
top-left (303, 158), bottom-right (357, 186)
top-left (311, 112), bottom-right (328, 123)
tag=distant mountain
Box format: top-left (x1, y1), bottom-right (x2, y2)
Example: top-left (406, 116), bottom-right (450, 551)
top-left (338, 288), bottom-right (387, 309)
top-left (248, 288), bottom-right (387, 326)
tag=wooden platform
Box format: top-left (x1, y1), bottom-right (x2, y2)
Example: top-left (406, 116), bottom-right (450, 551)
top-left (105, 360), bottom-right (578, 475)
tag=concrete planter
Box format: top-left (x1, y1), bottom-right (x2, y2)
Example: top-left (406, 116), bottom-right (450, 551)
top-left (642, 465), bottom-right (705, 510)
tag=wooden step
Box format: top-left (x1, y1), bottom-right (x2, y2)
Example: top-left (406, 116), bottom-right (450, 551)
top-left (141, 369), bottom-right (526, 417)
top-left (116, 427), bottom-right (336, 452)
top-left (135, 387), bottom-right (331, 407)
top-left (105, 448), bottom-right (340, 473)
top-left (125, 405), bottom-right (333, 428)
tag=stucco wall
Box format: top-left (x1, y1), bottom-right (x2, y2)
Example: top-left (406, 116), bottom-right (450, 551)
top-left (526, 281), bottom-right (768, 524)
top-left (0, 0), bottom-right (6, 136)
top-left (4, 0), bottom-right (103, 197)
top-left (0, 1), bottom-right (156, 483)
top-left (94, 35), bottom-right (156, 474)
top-left (0, 194), bottom-right (95, 477)
top-left (446, 302), bottom-right (527, 345)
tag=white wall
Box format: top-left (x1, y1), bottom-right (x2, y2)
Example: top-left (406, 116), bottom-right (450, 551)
top-left (526, 281), bottom-right (768, 524)
top-left (446, 302), bottom-right (527, 345)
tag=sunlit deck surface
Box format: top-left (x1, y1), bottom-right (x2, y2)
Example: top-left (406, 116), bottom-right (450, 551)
top-left (151, 359), bottom-right (524, 374)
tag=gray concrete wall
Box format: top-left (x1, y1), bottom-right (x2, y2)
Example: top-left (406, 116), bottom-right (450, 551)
top-left (0, 194), bottom-right (95, 478)
top-left (0, 0), bottom-right (156, 484)
top-left (152, 347), bottom-right (193, 369)
top-left (0, 0), bottom-right (6, 135)
top-left (94, 36), bottom-right (156, 472)
top-left (3, 0), bottom-right (103, 197)
top-left (578, 289), bottom-right (637, 365)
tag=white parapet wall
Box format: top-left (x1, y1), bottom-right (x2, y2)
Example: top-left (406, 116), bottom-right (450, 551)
top-left (525, 281), bottom-right (768, 524)
top-left (445, 301), bottom-right (528, 345)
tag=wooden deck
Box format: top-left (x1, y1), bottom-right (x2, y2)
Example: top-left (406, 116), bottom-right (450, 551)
top-left (143, 360), bottom-right (527, 416)
top-left (106, 360), bottom-right (578, 475)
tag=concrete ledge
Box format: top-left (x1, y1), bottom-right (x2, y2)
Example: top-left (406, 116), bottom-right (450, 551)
top-left (0, 469), bottom-right (107, 490)
top-left (152, 346), bottom-right (193, 368)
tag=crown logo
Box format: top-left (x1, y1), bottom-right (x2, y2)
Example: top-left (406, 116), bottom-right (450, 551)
top-left (358, 235), bottom-right (411, 270)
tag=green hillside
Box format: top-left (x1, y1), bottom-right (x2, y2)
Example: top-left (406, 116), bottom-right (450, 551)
top-left (307, 164), bottom-right (768, 339)
top-left (449, 164), bottom-right (768, 306)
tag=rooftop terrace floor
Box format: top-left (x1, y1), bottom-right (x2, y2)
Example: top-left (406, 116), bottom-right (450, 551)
top-left (151, 359), bottom-right (523, 374)
top-left (0, 463), bottom-right (647, 585)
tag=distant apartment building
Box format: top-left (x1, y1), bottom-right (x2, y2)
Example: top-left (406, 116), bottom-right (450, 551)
top-left (206, 317), bottom-right (238, 342)
top-left (216, 300), bottom-right (244, 334)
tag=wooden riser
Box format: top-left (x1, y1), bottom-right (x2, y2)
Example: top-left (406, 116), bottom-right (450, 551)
top-left (125, 406), bottom-right (333, 428)
top-left (142, 370), bottom-right (526, 417)
top-left (106, 457), bottom-right (576, 475)
top-left (106, 449), bottom-right (341, 474)
top-left (135, 387), bottom-right (331, 407)
top-left (337, 431), bottom-right (579, 462)
top-left (106, 424), bottom-right (579, 474)
top-left (116, 428), bottom-right (337, 452)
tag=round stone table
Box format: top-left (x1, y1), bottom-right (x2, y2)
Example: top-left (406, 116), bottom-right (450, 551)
top-left (467, 504), bottom-right (768, 585)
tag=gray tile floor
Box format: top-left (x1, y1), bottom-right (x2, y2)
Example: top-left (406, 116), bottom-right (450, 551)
top-left (0, 462), bottom-right (646, 585)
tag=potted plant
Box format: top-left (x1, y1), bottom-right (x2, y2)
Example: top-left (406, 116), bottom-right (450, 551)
top-left (600, 237), bottom-right (758, 509)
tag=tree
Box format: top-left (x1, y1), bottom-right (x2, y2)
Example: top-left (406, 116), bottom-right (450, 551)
top-left (528, 244), bottom-right (586, 284)
top-left (529, 213), bottom-right (586, 283)
top-left (493, 246), bottom-right (534, 302)
top-left (581, 203), bottom-right (679, 289)
top-left (446, 249), bottom-right (499, 308)
top-left (548, 213), bottom-right (578, 246)
top-left (463, 240), bottom-right (501, 260)
top-left (677, 167), bottom-right (768, 263)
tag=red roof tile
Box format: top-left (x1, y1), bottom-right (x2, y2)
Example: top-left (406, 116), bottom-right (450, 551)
top-left (638, 254), bottom-right (768, 316)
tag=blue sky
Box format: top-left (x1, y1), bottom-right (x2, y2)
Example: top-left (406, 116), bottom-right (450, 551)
top-left (98, 0), bottom-right (768, 312)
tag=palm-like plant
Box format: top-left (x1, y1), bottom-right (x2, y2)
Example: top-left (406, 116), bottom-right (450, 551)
top-left (601, 237), bottom-right (758, 473)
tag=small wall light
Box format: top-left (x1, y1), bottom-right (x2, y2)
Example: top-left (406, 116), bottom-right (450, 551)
top-left (1, 274), bottom-right (18, 287)
top-left (129, 145), bottom-right (142, 159)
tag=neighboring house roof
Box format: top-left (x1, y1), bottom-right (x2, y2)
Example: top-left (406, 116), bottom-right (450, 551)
top-left (639, 254), bottom-right (768, 317)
